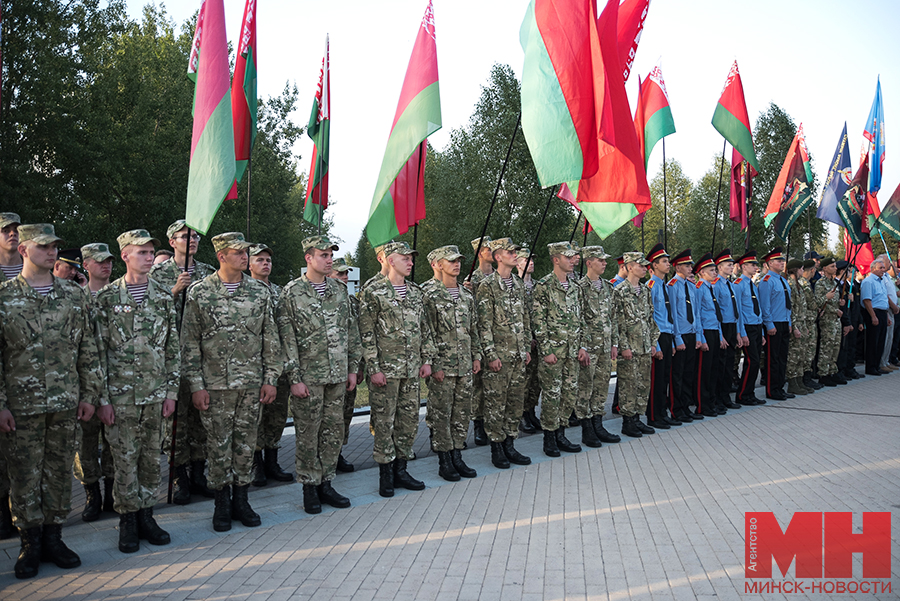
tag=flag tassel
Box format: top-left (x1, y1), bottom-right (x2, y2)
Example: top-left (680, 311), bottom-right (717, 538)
top-left (711, 139), bottom-right (727, 253)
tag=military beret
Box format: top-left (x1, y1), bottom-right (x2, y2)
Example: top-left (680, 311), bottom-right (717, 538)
top-left (786, 259), bottom-right (804, 271)
top-left (302, 235), bottom-right (339, 254)
top-left (820, 257), bottom-right (835, 268)
top-left (582, 245), bottom-right (611, 260)
top-left (801, 259), bottom-right (816, 270)
top-left (18, 223), bottom-right (63, 245)
top-left (835, 260), bottom-right (849, 271)
top-left (116, 229), bottom-right (159, 252)
top-left (647, 243), bottom-right (668, 263)
top-left (623, 251), bottom-right (650, 266)
top-left (428, 245), bottom-right (464, 263)
top-left (212, 232), bottom-right (253, 252)
top-left (0, 212), bottom-right (22, 229)
top-left (547, 241), bottom-right (578, 257)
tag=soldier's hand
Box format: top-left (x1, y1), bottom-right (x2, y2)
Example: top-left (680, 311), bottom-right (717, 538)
top-left (700, 343), bottom-right (709, 351)
top-left (871, 315), bottom-right (879, 326)
top-left (611, 346), bottom-right (618, 360)
top-left (260, 384), bottom-right (277, 404)
top-left (488, 359), bottom-right (502, 372)
top-left (74, 272), bottom-right (87, 287)
top-left (543, 353), bottom-right (558, 365)
top-left (793, 327), bottom-right (802, 338)
top-left (462, 280), bottom-right (473, 291)
top-left (676, 343), bottom-right (686, 351)
top-left (433, 370), bottom-right (445, 383)
top-left (837, 310), bottom-right (843, 317)
top-left (97, 404), bottom-right (115, 426)
top-left (826, 290), bottom-right (836, 299)
top-left (419, 364), bottom-right (432, 379)
top-left (767, 327), bottom-right (777, 336)
top-left (719, 338), bottom-right (727, 350)
top-left (291, 382), bottom-right (311, 398)
top-left (472, 359), bottom-right (481, 374)
top-left (622, 349), bottom-right (633, 360)
top-left (370, 372), bottom-right (387, 387)
top-left (162, 399), bottom-right (176, 418)
top-left (842, 325), bottom-right (852, 336)
top-left (192, 390), bottom-right (210, 411)
top-left (859, 323), bottom-right (864, 331)
top-left (525, 352), bottom-right (531, 365)
top-left (695, 341), bottom-right (701, 350)
top-left (172, 272), bottom-right (192, 296)
top-left (347, 373), bottom-right (358, 392)
top-left (77, 402), bottom-right (95, 422)
top-left (651, 350), bottom-right (662, 360)
top-left (578, 348), bottom-right (590, 367)
top-left (741, 336), bottom-right (750, 348)
top-left (0, 410), bottom-right (15, 433)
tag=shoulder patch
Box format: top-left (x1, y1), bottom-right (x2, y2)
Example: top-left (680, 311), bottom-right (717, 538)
top-left (734, 277), bottom-right (743, 284)
top-left (695, 280), bottom-right (703, 289)
top-left (646, 279), bottom-right (655, 289)
top-left (711, 276), bottom-right (719, 284)
top-left (763, 274), bottom-right (771, 282)
top-left (667, 279), bottom-right (677, 287)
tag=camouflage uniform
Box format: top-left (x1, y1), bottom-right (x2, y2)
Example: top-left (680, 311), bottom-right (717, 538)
top-left (612, 257), bottom-right (658, 418)
top-left (786, 275), bottom-right (808, 380)
top-left (815, 275), bottom-right (842, 377)
top-left (181, 254), bottom-right (282, 491)
top-left (532, 243), bottom-right (583, 431)
top-left (422, 254), bottom-right (481, 452)
top-left (468, 236), bottom-right (492, 427)
top-left (358, 245), bottom-right (436, 465)
top-left (330, 257), bottom-right (361, 445)
top-left (0, 226), bottom-right (105, 530)
top-left (95, 265), bottom-right (180, 514)
top-left (0, 213), bottom-right (21, 511)
top-left (800, 276), bottom-right (817, 374)
top-left (518, 250), bottom-right (542, 416)
top-left (254, 279), bottom-right (290, 453)
top-left (576, 269), bottom-right (617, 420)
top-left (277, 271), bottom-right (361, 485)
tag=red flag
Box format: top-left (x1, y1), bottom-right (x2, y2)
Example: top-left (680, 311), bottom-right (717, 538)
top-left (843, 230), bottom-right (875, 275)
top-left (729, 147), bottom-right (756, 230)
top-left (231, 0), bottom-right (257, 186)
top-left (617, 0), bottom-right (650, 82)
top-left (632, 210), bottom-right (647, 228)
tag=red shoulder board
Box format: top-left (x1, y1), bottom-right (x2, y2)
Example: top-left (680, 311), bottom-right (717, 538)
top-left (734, 277), bottom-right (743, 284)
top-left (763, 274), bottom-right (771, 282)
top-left (695, 280), bottom-right (703, 288)
top-left (711, 276), bottom-right (720, 284)
top-left (608, 279), bottom-right (616, 285)
top-left (647, 280), bottom-right (655, 289)
top-left (667, 279), bottom-right (677, 287)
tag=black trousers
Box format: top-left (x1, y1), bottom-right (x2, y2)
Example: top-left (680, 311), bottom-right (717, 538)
top-left (864, 309), bottom-right (888, 372)
top-left (716, 322), bottom-right (738, 405)
top-left (671, 333), bottom-right (697, 418)
top-left (647, 333), bottom-right (674, 422)
top-left (838, 325), bottom-right (857, 374)
top-left (738, 324), bottom-right (763, 401)
top-left (697, 329), bottom-right (720, 415)
top-left (765, 322), bottom-right (790, 395)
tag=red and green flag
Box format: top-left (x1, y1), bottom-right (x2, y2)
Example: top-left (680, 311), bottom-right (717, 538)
top-left (729, 147), bottom-right (756, 230)
top-left (764, 124), bottom-right (814, 240)
top-left (366, 1), bottom-right (441, 247)
top-left (634, 65), bottom-right (675, 168)
top-left (304, 36), bottom-right (331, 227)
top-left (617, 0), bottom-right (650, 82)
top-left (230, 0), bottom-right (257, 190)
top-left (185, 0), bottom-right (236, 235)
top-left (711, 61), bottom-right (759, 172)
top-left (837, 159), bottom-right (872, 245)
top-left (874, 182), bottom-right (900, 240)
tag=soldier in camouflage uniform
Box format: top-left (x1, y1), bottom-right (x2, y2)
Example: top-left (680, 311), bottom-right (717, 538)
top-left (814, 258), bottom-right (845, 385)
top-left (800, 260), bottom-right (824, 390)
top-left (0, 224), bottom-right (104, 579)
top-left (422, 245), bottom-right (480, 482)
top-left (516, 248), bottom-right (542, 433)
top-left (94, 229), bottom-right (179, 553)
top-left (181, 232), bottom-right (282, 532)
top-left (785, 260), bottom-right (812, 395)
top-left (533, 241), bottom-right (589, 456)
top-left (0, 212), bottom-right (22, 540)
top-left (150, 219), bottom-right (216, 503)
top-left (612, 252), bottom-right (659, 438)
top-left (476, 238), bottom-right (533, 469)
top-left (74, 242), bottom-right (116, 523)
top-left (360, 243), bottom-right (391, 292)
top-left (247, 244), bottom-right (293, 487)
top-left (277, 236), bottom-right (361, 514)
top-left (328, 257), bottom-right (360, 473)
top-left (575, 246), bottom-right (621, 445)
top-left (359, 241), bottom-right (436, 498)
top-left (467, 236), bottom-right (494, 446)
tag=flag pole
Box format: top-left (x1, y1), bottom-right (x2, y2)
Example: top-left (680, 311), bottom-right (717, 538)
top-left (663, 139), bottom-right (668, 248)
top-left (168, 228), bottom-right (194, 504)
top-left (525, 185), bottom-right (560, 275)
top-left (467, 113), bottom-right (521, 282)
top-left (641, 219), bottom-right (645, 254)
top-left (411, 224), bottom-right (418, 280)
top-left (745, 161), bottom-right (752, 252)
top-left (580, 219), bottom-right (588, 276)
top-left (317, 172), bottom-right (323, 235)
top-left (711, 139), bottom-right (727, 253)
top-left (246, 159), bottom-right (252, 238)
top-left (569, 211), bottom-right (582, 242)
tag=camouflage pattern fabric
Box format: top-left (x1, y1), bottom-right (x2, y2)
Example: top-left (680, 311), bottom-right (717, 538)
top-left (612, 280), bottom-right (657, 417)
top-left (257, 375), bottom-right (289, 450)
top-left (617, 353), bottom-right (651, 416)
top-left (106, 403), bottom-right (163, 513)
top-left (482, 358), bottom-right (527, 442)
top-left (291, 383), bottom-right (345, 485)
top-left (815, 276), bottom-right (842, 376)
top-left (467, 269), bottom-right (490, 420)
top-left (786, 278), bottom-right (808, 379)
top-left (522, 279), bottom-right (541, 412)
top-left (200, 389), bottom-right (261, 489)
top-left (369, 377), bottom-right (420, 464)
top-left (427, 374), bottom-right (473, 451)
top-left (576, 275), bottom-right (617, 419)
top-left (148, 257), bottom-right (215, 320)
top-left (74, 415), bottom-right (114, 485)
top-left (800, 277), bottom-right (818, 371)
top-left (342, 294), bottom-right (362, 446)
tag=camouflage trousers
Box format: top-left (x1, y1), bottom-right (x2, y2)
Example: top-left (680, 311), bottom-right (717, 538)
top-left (472, 371), bottom-right (485, 420)
top-left (576, 349), bottom-right (612, 419)
top-left (106, 403), bottom-right (162, 514)
top-left (426, 374), bottom-right (473, 452)
top-left (74, 413), bottom-right (114, 485)
top-left (342, 386), bottom-right (356, 446)
top-left (483, 357), bottom-right (526, 443)
top-left (370, 378), bottom-right (420, 465)
top-left (786, 326), bottom-right (808, 379)
top-left (523, 353), bottom-right (541, 412)
top-left (818, 319), bottom-right (842, 376)
top-left (617, 352), bottom-right (651, 417)
top-left (538, 355), bottom-right (580, 431)
top-left (257, 376), bottom-right (289, 450)
top-left (291, 383), bottom-right (345, 485)
top-left (0, 409), bottom-right (76, 529)
top-left (199, 389), bottom-right (261, 490)
top-left (165, 378), bottom-right (207, 467)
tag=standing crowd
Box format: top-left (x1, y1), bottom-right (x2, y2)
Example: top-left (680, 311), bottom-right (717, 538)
top-left (1, 210), bottom-right (897, 580)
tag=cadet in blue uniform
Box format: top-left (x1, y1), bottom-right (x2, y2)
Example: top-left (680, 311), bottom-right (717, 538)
top-left (645, 244), bottom-right (680, 429)
top-left (758, 247), bottom-right (794, 400)
top-left (712, 250), bottom-right (742, 411)
top-left (668, 249), bottom-right (702, 422)
top-left (693, 253), bottom-right (725, 417)
top-left (732, 251), bottom-right (765, 405)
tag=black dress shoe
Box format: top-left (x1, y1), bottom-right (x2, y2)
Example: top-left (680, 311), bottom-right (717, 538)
top-left (865, 369), bottom-right (883, 376)
top-left (724, 400), bottom-right (741, 409)
top-left (716, 406), bottom-right (727, 415)
top-left (690, 412), bottom-right (705, 420)
top-left (784, 391), bottom-right (796, 398)
top-left (675, 413), bottom-right (693, 422)
top-left (767, 390), bottom-right (787, 400)
top-left (663, 415), bottom-right (682, 426)
top-left (648, 420), bottom-right (670, 430)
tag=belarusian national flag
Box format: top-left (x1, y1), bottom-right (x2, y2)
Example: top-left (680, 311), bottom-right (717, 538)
top-left (712, 61), bottom-right (759, 172)
top-left (366, 1), bottom-right (441, 247)
top-left (634, 66), bottom-right (675, 168)
top-left (617, 0), bottom-right (650, 82)
top-left (304, 36), bottom-right (330, 227)
top-left (729, 147), bottom-right (756, 230)
top-left (184, 0), bottom-right (236, 235)
top-left (231, 0), bottom-right (257, 188)
top-left (764, 124), bottom-right (814, 240)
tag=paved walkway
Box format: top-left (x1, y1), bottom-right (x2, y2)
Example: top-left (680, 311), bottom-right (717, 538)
top-left (1, 370), bottom-right (898, 600)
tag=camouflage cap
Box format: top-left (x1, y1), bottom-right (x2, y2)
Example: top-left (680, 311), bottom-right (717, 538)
top-left (488, 237), bottom-right (522, 253)
top-left (302, 235), bottom-right (339, 253)
top-left (0, 212), bottom-right (22, 229)
top-left (516, 248), bottom-right (531, 259)
top-left (428, 245), bottom-right (464, 263)
top-left (18, 223), bottom-right (63, 245)
top-left (373, 243), bottom-right (391, 257)
top-left (212, 232), bottom-right (253, 252)
top-left (166, 219), bottom-right (189, 239)
top-left (116, 229), bottom-right (160, 251)
top-left (249, 243), bottom-right (272, 257)
top-left (383, 241), bottom-right (418, 257)
top-left (332, 257), bottom-right (352, 272)
top-left (471, 236), bottom-right (492, 252)
top-left (582, 245), bottom-right (611, 260)
top-left (547, 241), bottom-right (579, 257)
top-left (622, 251), bottom-right (650, 266)
top-left (82, 242), bottom-right (115, 261)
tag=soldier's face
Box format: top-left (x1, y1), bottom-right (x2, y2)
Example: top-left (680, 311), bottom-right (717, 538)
top-left (153, 253), bottom-right (171, 265)
top-left (497, 249), bottom-right (518, 268)
top-left (699, 265), bottom-right (717, 282)
top-left (123, 243), bottom-right (155, 276)
top-left (439, 258), bottom-right (461, 277)
top-left (307, 248), bottom-right (333, 276)
top-left (0, 224), bottom-right (19, 252)
top-left (742, 263), bottom-right (760, 277)
top-left (717, 261), bottom-right (734, 277)
top-left (329, 270), bottom-right (349, 284)
top-left (652, 257), bottom-right (671, 276)
top-left (85, 257), bottom-right (113, 280)
top-left (479, 247), bottom-right (494, 264)
top-left (249, 252), bottom-right (272, 278)
top-left (768, 258), bottom-right (785, 274)
top-left (170, 229), bottom-right (200, 256)
top-left (220, 248), bottom-right (249, 272)
top-left (823, 264), bottom-right (837, 277)
top-left (517, 256), bottom-right (534, 273)
top-left (21, 241), bottom-right (58, 271)
top-left (53, 260), bottom-right (79, 280)
top-left (388, 252), bottom-right (414, 277)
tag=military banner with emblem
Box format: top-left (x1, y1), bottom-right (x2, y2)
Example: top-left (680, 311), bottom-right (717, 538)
top-left (763, 124), bottom-right (815, 241)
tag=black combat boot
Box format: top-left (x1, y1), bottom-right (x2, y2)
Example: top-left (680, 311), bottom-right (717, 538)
top-left (0, 492), bottom-right (12, 540)
top-left (191, 460), bottom-right (215, 498)
top-left (136, 507), bottom-right (170, 545)
top-left (450, 449), bottom-right (477, 478)
top-left (437, 451), bottom-right (461, 481)
top-left (519, 413), bottom-right (537, 434)
top-left (251, 450), bottom-right (267, 487)
top-left (264, 448), bottom-right (293, 482)
top-left (317, 481), bottom-right (351, 508)
top-left (524, 408), bottom-right (543, 431)
top-left (81, 481), bottom-right (102, 522)
top-left (621, 415), bottom-right (642, 438)
top-left (473, 419), bottom-right (489, 446)
top-left (117, 512), bottom-right (140, 554)
top-left (14, 527), bottom-right (41, 579)
top-left (336, 453), bottom-right (355, 473)
top-left (503, 436), bottom-right (532, 465)
top-left (591, 415), bottom-right (621, 443)
top-left (231, 484), bottom-right (261, 527)
top-left (634, 417), bottom-right (656, 435)
top-left (393, 458), bottom-right (425, 490)
top-left (555, 427), bottom-right (582, 453)
top-left (580, 418), bottom-right (602, 448)
top-left (543, 429), bottom-right (560, 457)
top-left (567, 411), bottom-right (580, 428)
top-left (302, 484), bottom-right (321, 514)
top-left (379, 462), bottom-right (394, 498)
top-left (832, 372), bottom-right (848, 385)
top-left (490, 441), bottom-right (510, 469)
top-left (102, 477), bottom-right (115, 513)
top-left (213, 486), bottom-right (232, 532)
top-left (172, 464), bottom-right (191, 505)
top-left (41, 524), bottom-right (81, 569)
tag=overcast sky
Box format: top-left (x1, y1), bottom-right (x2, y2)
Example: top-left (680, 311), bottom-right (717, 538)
top-left (125, 0), bottom-right (900, 251)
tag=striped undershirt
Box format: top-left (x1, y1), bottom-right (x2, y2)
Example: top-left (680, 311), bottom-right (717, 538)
top-left (90, 289), bottom-right (99, 298)
top-left (393, 284), bottom-right (407, 300)
top-left (180, 262), bottom-right (196, 275)
top-left (223, 282), bottom-right (241, 295)
top-left (592, 279), bottom-right (603, 291)
top-left (311, 281), bottom-right (328, 297)
top-left (447, 286), bottom-right (460, 300)
top-left (0, 263), bottom-right (23, 280)
top-left (126, 283), bottom-right (149, 306)
top-left (33, 284), bottom-right (54, 297)
top-left (560, 280), bottom-right (569, 291)
top-left (502, 276), bottom-right (514, 293)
